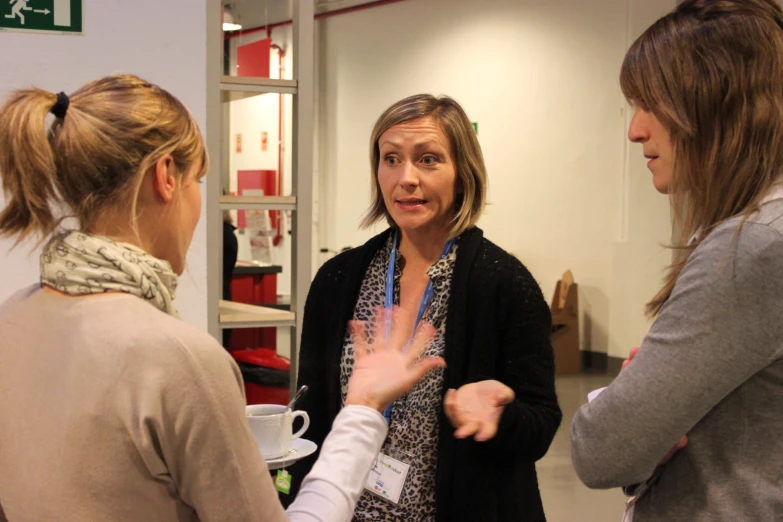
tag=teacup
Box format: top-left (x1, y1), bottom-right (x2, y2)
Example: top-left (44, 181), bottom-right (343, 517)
top-left (246, 404), bottom-right (310, 460)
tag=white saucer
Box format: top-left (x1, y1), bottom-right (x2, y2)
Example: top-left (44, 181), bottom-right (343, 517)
top-left (261, 438), bottom-right (318, 470)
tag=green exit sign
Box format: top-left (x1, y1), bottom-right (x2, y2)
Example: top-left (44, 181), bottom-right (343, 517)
top-left (472, 122), bottom-right (478, 135)
top-left (1, 0), bottom-right (82, 34)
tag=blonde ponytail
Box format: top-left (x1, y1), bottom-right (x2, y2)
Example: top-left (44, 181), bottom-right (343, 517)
top-left (0, 74), bottom-right (207, 247)
top-left (0, 89), bottom-right (60, 243)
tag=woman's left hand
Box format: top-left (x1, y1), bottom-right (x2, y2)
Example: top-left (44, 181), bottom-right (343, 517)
top-left (444, 380), bottom-right (515, 441)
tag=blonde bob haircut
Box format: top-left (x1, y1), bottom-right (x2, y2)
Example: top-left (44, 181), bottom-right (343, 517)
top-left (362, 94), bottom-right (487, 238)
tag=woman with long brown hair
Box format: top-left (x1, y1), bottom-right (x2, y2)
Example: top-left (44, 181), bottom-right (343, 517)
top-left (571, 0), bottom-right (783, 520)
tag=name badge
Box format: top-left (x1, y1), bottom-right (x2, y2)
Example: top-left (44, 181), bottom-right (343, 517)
top-left (364, 447), bottom-right (413, 505)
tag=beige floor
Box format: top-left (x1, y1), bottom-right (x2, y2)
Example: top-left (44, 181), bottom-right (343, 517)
top-left (538, 374), bottom-right (625, 522)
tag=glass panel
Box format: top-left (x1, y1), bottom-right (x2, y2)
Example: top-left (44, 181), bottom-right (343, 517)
top-left (222, 0), bottom-right (294, 81)
top-left (221, 92), bottom-right (294, 300)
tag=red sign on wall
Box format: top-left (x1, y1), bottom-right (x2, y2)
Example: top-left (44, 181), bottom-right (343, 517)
top-left (236, 38), bottom-right (272, 79)
top-left (261, 131), bottom-right (268, 152)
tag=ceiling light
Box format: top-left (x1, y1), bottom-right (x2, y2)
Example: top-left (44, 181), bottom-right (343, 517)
top-left (223, 6), bottom-right (242, 32)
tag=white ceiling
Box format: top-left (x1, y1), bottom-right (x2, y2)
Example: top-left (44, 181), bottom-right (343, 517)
top-left (224, 0), bottom-right (386, 29)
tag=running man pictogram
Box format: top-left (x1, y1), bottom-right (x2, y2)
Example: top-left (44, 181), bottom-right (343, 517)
top-left (5, 0), bottom-right (33, 25)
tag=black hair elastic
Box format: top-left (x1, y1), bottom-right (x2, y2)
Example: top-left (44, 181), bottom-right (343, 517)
top-left (50, 92), bottom-right (70, 119)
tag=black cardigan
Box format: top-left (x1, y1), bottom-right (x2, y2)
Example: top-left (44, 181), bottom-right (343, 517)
top-left (284, 227), bottom-right (562, 521)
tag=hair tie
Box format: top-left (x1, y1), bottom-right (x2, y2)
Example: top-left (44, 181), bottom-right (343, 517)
top-left (50, 92), bottom-right (70, 119)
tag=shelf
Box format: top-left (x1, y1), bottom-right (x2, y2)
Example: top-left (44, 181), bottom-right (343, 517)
top-left (207, 0), bottom-right (315, 397)
top-left (220, 195), bottom-right (297, 211)
top-left (233, 264), bottom-right (283, 275)
top-left (219, 300), bottom-right (296, 329)
top-left (221, 76), bottom-right (298, 100)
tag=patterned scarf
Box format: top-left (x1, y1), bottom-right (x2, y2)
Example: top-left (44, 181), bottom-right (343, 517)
top-left (40, 231), bottom-right (179, 317)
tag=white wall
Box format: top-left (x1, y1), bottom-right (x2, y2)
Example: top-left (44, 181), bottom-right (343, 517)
top-left (317, 0), bottom-right (675, 357)
top-left (0, 0), bottom-right (208, 329)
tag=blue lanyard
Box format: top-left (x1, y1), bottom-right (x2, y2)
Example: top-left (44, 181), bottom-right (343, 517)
top-left (382, 231), bottom-right (456, 424)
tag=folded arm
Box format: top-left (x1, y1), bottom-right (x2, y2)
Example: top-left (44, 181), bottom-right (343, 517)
top-left (571, 223), bottom-right (783, 488)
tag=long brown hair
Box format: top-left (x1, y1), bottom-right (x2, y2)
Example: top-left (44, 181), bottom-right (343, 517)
top-left (0, 74), bottom-right (207, 245)
top-left (620, 0), bottom-right (783, 316)
top-left (363, 94), bottom-right (487, 238)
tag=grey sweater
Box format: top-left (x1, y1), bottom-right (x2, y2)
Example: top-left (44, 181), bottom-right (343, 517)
top-left (571, 199), bottom-right (783, 521)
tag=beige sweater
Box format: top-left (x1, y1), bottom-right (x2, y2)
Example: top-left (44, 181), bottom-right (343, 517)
top-left (0, 286), bottom-right (387, 522)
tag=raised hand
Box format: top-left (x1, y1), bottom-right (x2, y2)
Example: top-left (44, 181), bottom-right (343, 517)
top-left (444, 380), bottom-right (515, 442)
top-left (345, 306), bottom-right (446, 413)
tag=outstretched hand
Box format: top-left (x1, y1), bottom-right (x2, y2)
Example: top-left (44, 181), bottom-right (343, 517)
top-left (444, 380), bottom-right (515, 441)
top-left (345, 306), bottom-right (446, 413)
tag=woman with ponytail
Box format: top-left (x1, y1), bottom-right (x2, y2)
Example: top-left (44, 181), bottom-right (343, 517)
top-left (571, 1), bottom-right (783, 520)
top-left (0, 75), bottom-right (444, 522)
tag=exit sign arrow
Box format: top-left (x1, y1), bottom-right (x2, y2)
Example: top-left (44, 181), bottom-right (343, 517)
top-left (33, 9), bottom-right (51, 15)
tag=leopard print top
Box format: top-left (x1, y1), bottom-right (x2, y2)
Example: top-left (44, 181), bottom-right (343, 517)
top-left (340, 235), bottom-right (457, 522)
